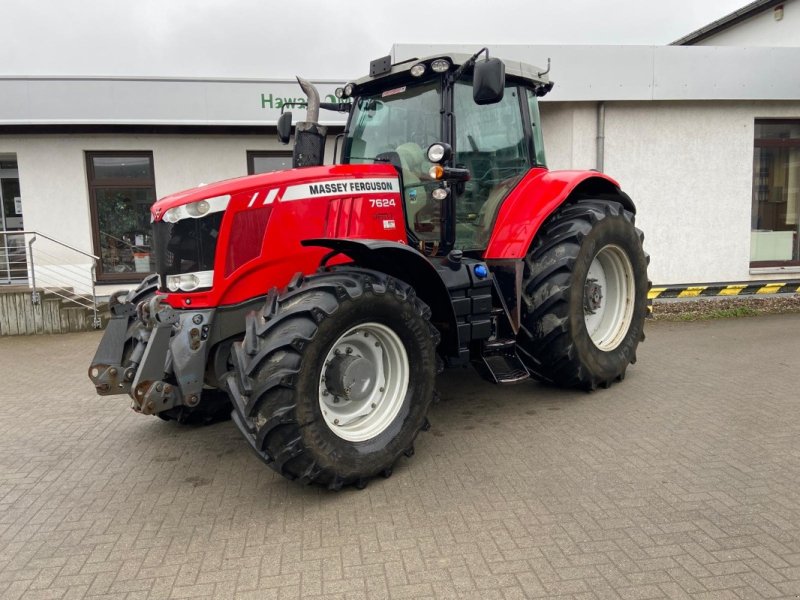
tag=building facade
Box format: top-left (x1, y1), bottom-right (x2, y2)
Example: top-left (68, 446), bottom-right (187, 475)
top-left (1, 1), bottom-right (798, 290)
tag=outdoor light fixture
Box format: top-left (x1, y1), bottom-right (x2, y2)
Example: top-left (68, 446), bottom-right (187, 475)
top-left (430, 58), bottom-right (451, 73)
top-left (410, 63), bottom-right (426, 77)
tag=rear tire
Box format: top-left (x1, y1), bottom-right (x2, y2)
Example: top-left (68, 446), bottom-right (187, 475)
top-left (517, 199), bottom-right (648, 390)
top-left (231, 269), bottom-right (438, 489)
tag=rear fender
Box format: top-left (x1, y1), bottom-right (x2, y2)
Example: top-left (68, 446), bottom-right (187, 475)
top-left (484, 169), bottom-right (636, 259)
top-left (301, 238), bottom-right (460, 356)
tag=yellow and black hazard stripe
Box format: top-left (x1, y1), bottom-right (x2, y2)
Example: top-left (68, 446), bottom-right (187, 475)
top-left (648, 280), bottom-right (800, 300)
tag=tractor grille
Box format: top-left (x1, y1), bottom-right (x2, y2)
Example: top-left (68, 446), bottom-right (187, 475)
top-left (153, 212), bottom-right (223, 289)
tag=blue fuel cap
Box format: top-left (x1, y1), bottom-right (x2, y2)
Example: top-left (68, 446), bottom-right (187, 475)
top-left (474, 264), bottom-right (488, 279)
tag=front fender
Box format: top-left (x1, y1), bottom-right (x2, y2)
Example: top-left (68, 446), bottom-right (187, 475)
top-left (301, 238), bottom-right (460, 356)
top-left (484, 169), bottom-right (635, 259)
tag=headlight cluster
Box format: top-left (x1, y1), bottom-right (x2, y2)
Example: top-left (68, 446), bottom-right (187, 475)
top-left (337, 56), bottom-right (453, 98)
top-left (335, 82), bottom-right (356, 99)
top-left (411, 57), bottom-right (451, 78)
top-left (165, 270), bottom-right (214, 292)
top-left (162, 194), bottom-right (230, 224)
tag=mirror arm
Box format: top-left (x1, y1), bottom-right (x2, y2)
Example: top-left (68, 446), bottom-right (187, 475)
top-left (451, 47), bottom-right (489, 81)
top-left (320, 102), bottom-right (352, 113)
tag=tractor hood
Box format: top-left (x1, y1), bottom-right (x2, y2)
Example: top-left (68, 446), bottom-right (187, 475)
top-left (149, 162), bottom-right (404, 309)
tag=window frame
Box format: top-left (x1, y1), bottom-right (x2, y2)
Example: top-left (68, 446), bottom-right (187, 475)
top-left (86, 150), bottom-right (157, 282)
top-left (750, 119), bottom-right (800, 269)
top-left (246, 150), bottom-right (293, 175)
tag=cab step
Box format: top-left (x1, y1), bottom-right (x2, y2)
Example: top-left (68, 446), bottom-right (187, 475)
top-left (472, 337), bottom-right (530, 384)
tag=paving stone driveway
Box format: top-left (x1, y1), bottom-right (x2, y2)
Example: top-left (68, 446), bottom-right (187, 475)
top-left (1, 314), bottom-right (800, 600)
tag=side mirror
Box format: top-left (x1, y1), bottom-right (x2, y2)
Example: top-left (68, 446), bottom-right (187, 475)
top-left (277, 112), bottom-right (292, 144)
top-left (473, 58), bottom-right (505, 105)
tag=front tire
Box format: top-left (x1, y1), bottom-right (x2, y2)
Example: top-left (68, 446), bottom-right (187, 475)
top-left (230, 269), bottom-right (439, 489)
top-left (517, 199), bottom-right (648, 390)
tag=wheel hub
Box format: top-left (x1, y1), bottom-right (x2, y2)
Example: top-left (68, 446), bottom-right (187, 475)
top-left (584, 278), bottom-right (603, 314)
top-left (583, 244), bottom-right (636, 351)
top-left (324, 354), bottom-right (374, 401)
top-left (318, 322), bottom-right (409, 442)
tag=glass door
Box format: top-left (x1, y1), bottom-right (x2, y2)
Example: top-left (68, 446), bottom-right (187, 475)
top-left (0, 158), bottom-right (25, 284)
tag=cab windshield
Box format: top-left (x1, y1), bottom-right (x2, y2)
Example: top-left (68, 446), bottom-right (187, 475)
top-left (344, 81), bottom-right (442, 243)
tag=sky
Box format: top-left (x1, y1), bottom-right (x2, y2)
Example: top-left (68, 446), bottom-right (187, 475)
top-left (2, 0), bottom-right (750, 80)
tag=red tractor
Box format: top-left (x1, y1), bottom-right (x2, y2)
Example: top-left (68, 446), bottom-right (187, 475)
top-left (89, 50), bottom-right (648, 489)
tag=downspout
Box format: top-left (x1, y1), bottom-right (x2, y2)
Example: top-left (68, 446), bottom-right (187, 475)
top-left (596, 101), bottom-right (605, 172)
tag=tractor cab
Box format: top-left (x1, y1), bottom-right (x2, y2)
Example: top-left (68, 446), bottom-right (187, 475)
top-left (286, 50), bottom-right (554, 256)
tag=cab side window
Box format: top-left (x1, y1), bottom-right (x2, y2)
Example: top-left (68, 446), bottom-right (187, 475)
top-left (453, 81), bottom-right (530, 249)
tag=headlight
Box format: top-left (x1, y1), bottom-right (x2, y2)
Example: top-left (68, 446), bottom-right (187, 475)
top-left (426, 142), bottom-right (451, 163)
top-left (431, 58), bottom-right (450, 73)
top-left (410, 63), bottom-right (426, 77)
top-left (335, 87), bottom-right (345, 99)
top-left (165, 270), bottom-right (214, 292)
top-left (344, 83), bottom-right (354, 97)
top-left (162, 194), bottom-right (230, 224)
top-left (431, 187), bottom-right (448, 200)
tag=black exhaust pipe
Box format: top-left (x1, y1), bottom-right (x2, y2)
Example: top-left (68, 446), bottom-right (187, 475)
top-left (293, 77), bottom-right (327, 168)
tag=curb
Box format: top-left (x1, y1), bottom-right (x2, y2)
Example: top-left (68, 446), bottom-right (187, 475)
top-left (648, 280), bottom-right (800, 300)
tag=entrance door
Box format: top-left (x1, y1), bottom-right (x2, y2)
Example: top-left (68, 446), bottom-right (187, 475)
top-left (0, 158), bottom-right (25, 283)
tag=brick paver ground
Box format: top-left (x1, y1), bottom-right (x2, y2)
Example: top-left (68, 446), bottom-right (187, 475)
top-left (1, 315), bottom-right (800, 600)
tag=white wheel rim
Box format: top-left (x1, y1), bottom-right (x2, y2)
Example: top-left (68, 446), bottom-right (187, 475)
top-left (583, 244), bottom-right (635, 351)
top-left (318, 322), bottom-right (409, 442)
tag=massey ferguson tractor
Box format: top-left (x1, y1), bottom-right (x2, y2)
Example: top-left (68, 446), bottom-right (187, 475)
top-left (89, 50), bottom-right (648, 490)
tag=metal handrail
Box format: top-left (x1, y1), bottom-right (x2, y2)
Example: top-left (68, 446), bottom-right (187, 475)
top-left (1, 229), bottom-right (101, 330)
top-left (0, 230), bottom-right (98, 260)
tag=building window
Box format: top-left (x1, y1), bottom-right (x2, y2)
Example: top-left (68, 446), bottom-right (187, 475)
top-left (751, 120), bottom-right (800, 267)
top-left (86, 152), bottom-right (156, 281)
top-left (247, 151), bottom-right (292, 175)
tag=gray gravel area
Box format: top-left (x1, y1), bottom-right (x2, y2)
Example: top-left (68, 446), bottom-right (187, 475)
top-left (651, 293), bottom-right (800, 321)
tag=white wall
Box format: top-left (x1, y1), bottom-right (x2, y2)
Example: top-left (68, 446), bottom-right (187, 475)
top-left (697, 1), bottom-right (799, 46)
top-left (541, 101), bottom-right (800, 285)
top-left (538, 103), bottom-right (597, 170)
top-left (4, 99), bottom-right (800, 288)
top-left (0, 133), bottom-right (336, 289)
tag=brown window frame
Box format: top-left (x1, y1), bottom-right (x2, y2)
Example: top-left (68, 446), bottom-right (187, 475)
top-left (750, 119), bottom-right (800, 269)
top-left (247, 150), bottom-right (292, 175)
top-left (86, 151), bottom-right (157, 282)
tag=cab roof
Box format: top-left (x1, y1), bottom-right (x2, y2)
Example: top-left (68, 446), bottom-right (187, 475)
top-left (351, 53), bottom-right (553, 91)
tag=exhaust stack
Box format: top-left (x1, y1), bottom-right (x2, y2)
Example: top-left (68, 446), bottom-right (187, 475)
top-left (293, 77), bottom-right (327, 168)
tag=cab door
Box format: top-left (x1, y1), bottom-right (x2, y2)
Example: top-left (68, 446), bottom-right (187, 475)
top-left (452, 80), bottom-right (533, 250)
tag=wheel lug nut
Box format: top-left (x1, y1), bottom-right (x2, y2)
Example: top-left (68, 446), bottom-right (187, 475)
top-left (333, 397), bottom-right (340, 404)
top-left (346, 347), bottom-right (353, 354)
top-left (379, 387), bottom-right (385, 392)
top-left (334, 349), bottom-right (341, 355)
top-left (371, 403), bottom-right (377, 409)
top-left (322, 390), bottom-right (329, 396)
top-left (374, 342), bottom-right (380, 347)
top-left (334, 419), bottom-right (340, 425)
top-left (363, 332), bottom-right (369, 337)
